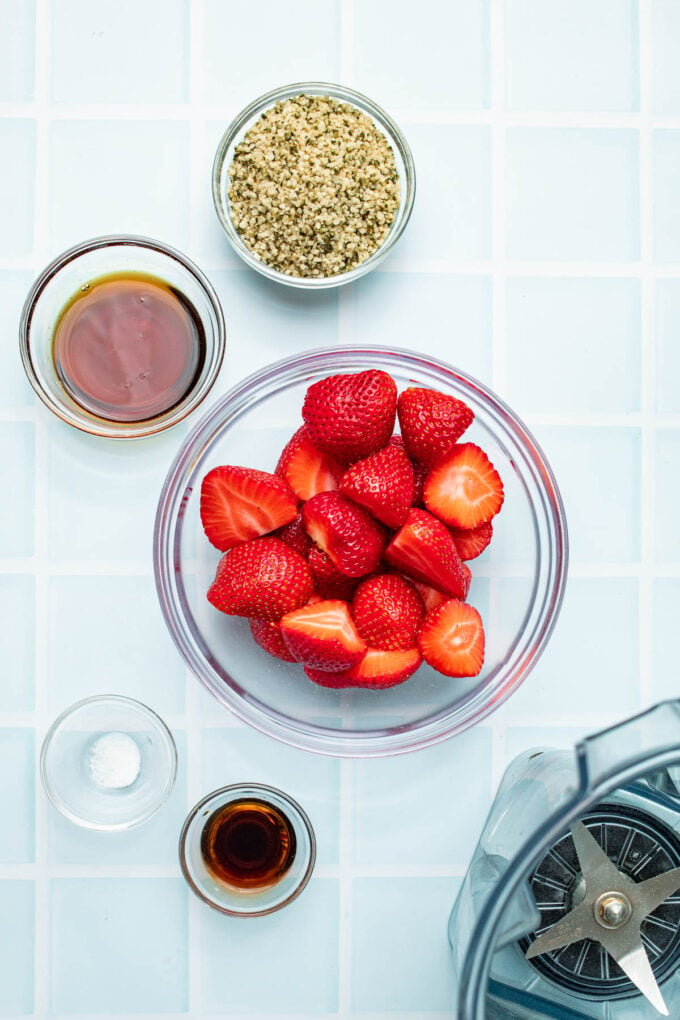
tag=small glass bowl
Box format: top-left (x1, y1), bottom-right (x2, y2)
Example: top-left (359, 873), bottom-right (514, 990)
top-left (154, 345), bottom-right (569, 757)
top-left (40, 695), bottom-right (178, 830)
top-left (212, 82), bottom-right (416, 289)
top-left (20, 235), bottom-right (226, 438)
top-left (179, 784), bottom-right (316, 916)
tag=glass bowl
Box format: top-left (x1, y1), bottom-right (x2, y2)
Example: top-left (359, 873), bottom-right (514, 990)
top-left (212, 82), bottom-right (416, 288)
top-left (154, 346), bottom-right (568, 757)
top-left (40, 695), bottom-right (178, 829)
top-left (179, 783), bottom-right (316, 916)
top-left (20, 235), bottom-right (226, 438)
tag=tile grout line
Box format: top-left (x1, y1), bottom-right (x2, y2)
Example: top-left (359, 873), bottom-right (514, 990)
top-left (638, 0), bottom-right (655, 711)
top-left (185, 0), bottom-right (204, 1014)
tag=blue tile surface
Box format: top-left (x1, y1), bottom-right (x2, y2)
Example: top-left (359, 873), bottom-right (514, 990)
top-left (655, 430), bottom-right (680, 563)
top-left (535, 425), bottom-right (641, 563)
top-left (652, 0), bottom-right (680, 113)
top-left (200, 878), bottom-right (339, 1013)
top-left (505, 0), bottom-right (638, 111)
top-left (398, 125), bottom-right (492, 262)
top-left (353, 0), bottom-right (490, 111)
top-left (201, 727), bottom-right (340, 868)
top-left (506, 129), bottom-right (640, 261)
top-left (653, 130), bottom-right (680, 262)
top-left (352, 877), bottom-right (460, 1011)
top-left (48, 575), bottom-right (186, 713)
top-left (0, 730), bottom-right (34, 862)
top-left (52, 0), bottom-right (189, 104)
top-left (656, 281), bottom-right (680, 414)
top-left (652, 580), bottom-right (680, 702)
top-left (352, 728), bottom-right (493, 872)
top-left (50, 878), bottom-right (188, 1013)
top-left (0, 120), bottom-right (35, 258)
top-left (0, 881), bottom-right (34, 1015)
top-left (505, 277), bottom-right (641, 415)
top-left (0, 272), bottom-right (35, 406)
top-left (49, 120), bottom-right (190, 252)
top-left (0, 0), bottom-right (34, 102)
top-left (0, 423), bottom-right (34, 557)
top-left (0, 576), bottom-right (35, 712)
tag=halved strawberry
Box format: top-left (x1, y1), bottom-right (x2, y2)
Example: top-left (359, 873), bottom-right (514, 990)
top-left (340, 443), bottom-right (414, 528)
top-left (249, 619), bottom-right (299, 662)
top-left (461, 563), bottom-right (472, 600)
top-left (275, 426), bottom-right (343, 501)
top-left (272, 513), bottom-right (314, 559)
top-left (424, 443), bottom-right (504, 529)
top-left (302, 491), bottom-right (386, 578)
top-left (352, 574), bottom-right (425, 650)
top-left (412, 580), bottom-right (450, 613)
top-left (389, 434), bottom-right (428, 505)
top-left (450, 521), bottom-right (493, 560)
top-left (384, 508), bottom-right (468, 598)
top-left (417, 600), bottom-right (485, 677)
top-left (305, 647), bottom-right (422, 690)
top-left (200, 465), bottom-right (297, 552)
top-left (280, 599), bottom-right (367, 672)
top-left (302, 370), bottom-right (397, 465)
top-left (397, 388), bottom-right (474, 467)
top-left (207, 537), bottom-right (313, 621)
top-left (308, 545), bottom-right (360, 601)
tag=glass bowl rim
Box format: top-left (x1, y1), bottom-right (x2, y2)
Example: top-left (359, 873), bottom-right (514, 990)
top-left (154, 344), bottom-right (569, 757)
top-left (211, 80), bottom-right (416, 289)
top-left (178, 782), bottom-right (317, 916)
top-left (19, 233), bottom-right (227, 439)
top-left (40, 693), bottom-right (178, 830)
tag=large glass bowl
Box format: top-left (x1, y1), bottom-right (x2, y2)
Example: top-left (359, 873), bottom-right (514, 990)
top-left (154, 346), bottom-right (568, 757)
top-left (212, 82), bottom-right (416, 289)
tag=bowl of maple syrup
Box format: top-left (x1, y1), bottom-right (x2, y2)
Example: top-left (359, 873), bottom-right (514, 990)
top-left (179, 783), bottom-right (316, 916)
top-left (20, 235), bottom-right (226, 438)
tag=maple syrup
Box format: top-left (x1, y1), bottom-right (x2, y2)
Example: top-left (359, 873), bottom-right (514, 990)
top-left (52, 271), bottom-right (205, 423)
top-left (200, 797), bottom-right (297, 891)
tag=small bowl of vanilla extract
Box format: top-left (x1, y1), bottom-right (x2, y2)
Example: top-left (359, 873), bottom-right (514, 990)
top-left (20, 235), bottom-right (225, 438)
top-left (179, 784), bottom-right (316, 916)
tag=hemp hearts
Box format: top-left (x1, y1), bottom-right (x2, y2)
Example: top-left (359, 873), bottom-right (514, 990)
top-left (228, 94), bottom-right (400, 278)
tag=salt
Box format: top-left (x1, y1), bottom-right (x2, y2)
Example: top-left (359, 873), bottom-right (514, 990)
top-left (87, 731), bottom-right (141, 789)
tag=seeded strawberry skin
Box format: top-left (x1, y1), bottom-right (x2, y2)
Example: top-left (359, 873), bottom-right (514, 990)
top-left (397, 387), bottom-right (475, 468)
top-left (352, 574), bottom-right (425, 650)
top-left (249, 619), bottom-right (299, 662)
top-left (384, 508), bottom-right (468, 598)
top-left (302, 369), bottom-right (398, 466)
top-left (280, 599), bottom-right (367, 672)
top-left (340, 443), bottom-right (414, 528)
top-left (275, 425), bottom-right (343, 501)
top-left (308, 545), bottom-right (360, 601)
top-left (302, 490), bottom-right (387, 578)
top-left (207, 536), bottom-right (314, 622)
top-left (305, 647), bottom-right (422, 690)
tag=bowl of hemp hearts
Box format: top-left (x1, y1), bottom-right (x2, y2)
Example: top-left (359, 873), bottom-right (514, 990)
top-left (212, 83), bottom-right (416, 288)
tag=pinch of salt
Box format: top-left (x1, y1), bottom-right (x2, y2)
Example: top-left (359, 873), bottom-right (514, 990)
top-left (87, 731), bottom-right (141, 790)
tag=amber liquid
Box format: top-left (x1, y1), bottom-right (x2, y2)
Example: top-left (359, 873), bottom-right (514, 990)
top-left (52, 271), bottom-right (206, 423)
top-left (200, 798), bottom-right (297, 891)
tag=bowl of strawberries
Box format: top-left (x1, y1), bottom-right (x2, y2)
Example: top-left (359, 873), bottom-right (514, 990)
top-left (154, 346), bottom-right (568, 756)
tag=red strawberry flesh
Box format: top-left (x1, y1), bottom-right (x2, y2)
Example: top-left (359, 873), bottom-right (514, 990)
top-left (280, 599), bottom-right (367, 672)
top-left (200, 465), bottom-right (297, 552)
top-left (302, 491), bottom-right (386, 578)
top-left (417, 599), bottom-right (484, 677)
top-left (450, 521), bottom-right (493, 560)
top-left (305, 647), bottom-right (422, 690)
top-left (302, 370), bottom-right (397, 466)
top-left (384, 508), bottom-right (468, 598)
top-left (275, 425), bottom-right (343, 501)
top-left (424, 443), bottom-right (504, 529)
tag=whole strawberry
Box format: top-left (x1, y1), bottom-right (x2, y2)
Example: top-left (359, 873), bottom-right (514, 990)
top-left (352, 574), bottom-right (425, 650)
top-left (302, 370), bottom-right (397, 466)
top-left (302, 491), bottom-right (386, 578)
top-left (397, 388), bottom-right (474, 468)
top-left (340, 443), bottom-right (414, 528)
top-left (207, 537), bottom-right (314, 621)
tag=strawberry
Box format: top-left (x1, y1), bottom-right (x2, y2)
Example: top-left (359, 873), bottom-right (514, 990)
top-left (249, 619), bottom-right (298, 662)
top-left (340, 443), bottom-right (414, 528)
top-left (417, 600), bottom-right (485, 677)
top-left (280, 599), bottom-right (367, 672)
top-left (272, 514), bottom-right (314, 559)
top-left (424, 443), bottom-right (504, 529)
top-left (302, 370), bottom-right (397, 465)
top-left (275, 426), bottom-right (343, 501)
top-left (412, 580), bottom-right (450, 613)
top-left (461, 563), bottom-right (472, 600)
top-left (302, 491), bottom-right (386, 578)
top-left (207, 537), bottom-right (313, 621)
top-left (449, 521), bottom-right (493, 561)
top-left (397, 388), bottom-right (474, 467)
top-left (384, 508), bottom-right (468, 598)
top-left (389, 434), bottom-right (427, 505)
top-left (352, 574), bottom-right (425, 650)
top-left (308, 545), bottom-right (360, 601)
top-left (200, 465), bottom-right (297, 552)
top-left (305, 647), bottom-right (422, 690)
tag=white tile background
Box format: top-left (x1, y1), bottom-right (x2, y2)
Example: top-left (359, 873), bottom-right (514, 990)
top-left (1, 0), bottom-right (679, 1016)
